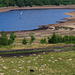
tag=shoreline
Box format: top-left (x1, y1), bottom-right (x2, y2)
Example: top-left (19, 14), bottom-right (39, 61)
top-left (0, 5), bottom-right (75, 13)
top-left (0, 11), bottom-right (73, 33)
top-left (0, 5), bottom-right (75, 37)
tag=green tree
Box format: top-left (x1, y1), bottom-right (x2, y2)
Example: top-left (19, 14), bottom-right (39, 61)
top-left (40, 38), bottom-right (47, 44)
top-left (29, 33), bottom-right (35, 44)
top-left (1, 30), bottom-right (7, 37)
top-left (9, 0), bottom-right (16, 6)
top-left (0, 31), bottom-right (8, 45)
top-left (62, 35), bottom-right (69, 43)
top-left (56, 35), bottom-right (62, 43)
top-left (22, 38), bottom-right (27, 45)
top-left (48, 32), bottom-right (58, 44)
top-left (0, 0), bottom-right (75, 7)
top-left (10, 32), bottom-right (16, 41)
top-left (42, 0), bottom-right (51, 5)
top-left (8, 39), bottom-right (13, 45)
top-left (33, 0), bottom-right (43, 6)
top-left (0, 37), bottom-right (8, 45)
top-left (16, 0), bottom-right (24, 7)
top-left (0, 31), bottom-right (15, 45)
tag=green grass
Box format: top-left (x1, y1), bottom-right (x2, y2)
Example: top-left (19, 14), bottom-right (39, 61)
top-left (0, 43), bottom-right (74, 51)
top-left (0, 51), bottom-right (75, 75)
top-left (0, 36), bottom-right (74, 51)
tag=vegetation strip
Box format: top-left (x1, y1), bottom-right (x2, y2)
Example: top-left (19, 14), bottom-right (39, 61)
top-left (0, 0), bottom-right (75, 7)
top-left (0, 44), bottom-right (75, 52)
top-left (0, 46), bottom-right (75, 55)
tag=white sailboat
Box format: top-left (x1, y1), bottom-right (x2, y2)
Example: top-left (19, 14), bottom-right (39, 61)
top-left (20, 11), bottom-right (23, 19)
top-left (20, 11), bottom-right (23, 15)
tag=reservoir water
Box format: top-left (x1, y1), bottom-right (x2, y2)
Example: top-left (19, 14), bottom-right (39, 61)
top-left (0, 9), bottom-right (75, 31)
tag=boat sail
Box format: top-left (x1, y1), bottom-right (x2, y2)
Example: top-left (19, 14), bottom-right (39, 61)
top-left (20, 11), bottom-right (23, 19)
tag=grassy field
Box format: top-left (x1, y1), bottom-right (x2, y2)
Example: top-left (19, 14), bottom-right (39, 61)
top-left (0, 51), bottom-right (75, 75)
top-left (0, 43), bottom-right (74, 50)
top-left (0, 36), bottom-right (75, 51)
top-left (0, 37), bottom-right (74, 51)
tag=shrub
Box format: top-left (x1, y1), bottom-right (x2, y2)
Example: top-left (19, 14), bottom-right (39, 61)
top-left (10, 32), bottom-right (16, 40)
top-left (1, 30), bottom-right (8, 38)
top-left (48, 32), bottom-right (75, 44)
top-left (0, 31), bottom-right (8, 46)
top-left (62, 35), bottom-right (69, 43)
top-left (22, 38), bottom-right (27, 45)
top-left (0, 37), bottom-right (8, 46)
top-left (40, 38), bottom-right (47, 44)
top-left (8, 39), bottom-right (14, 45)
top-left (56, 35), bottom-right (63, 43)
top-left (0, 31), bottom-right (15, 46)
top-left (29, 34), bottom-right (35, 44)
top-left (48, 32), bottom-right (58, 44)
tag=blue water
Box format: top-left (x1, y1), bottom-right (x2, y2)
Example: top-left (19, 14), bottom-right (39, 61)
top-left (0, 9), bottom-right (75, 31)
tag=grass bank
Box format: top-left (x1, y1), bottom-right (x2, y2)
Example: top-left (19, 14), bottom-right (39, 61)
top-left (0, 51), bottom-right (75, 75)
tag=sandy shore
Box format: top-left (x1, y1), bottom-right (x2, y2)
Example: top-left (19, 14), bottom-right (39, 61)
top-left (0, 5), bottom-right (75, 37)
top-left (0, 5), bottom-right (75, 12)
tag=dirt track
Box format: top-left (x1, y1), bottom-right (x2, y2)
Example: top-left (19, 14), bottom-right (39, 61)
top-left (0, 44), bottom-right (75, 57)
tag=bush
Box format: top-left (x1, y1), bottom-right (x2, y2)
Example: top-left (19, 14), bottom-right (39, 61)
top-left (40, 38), bottom-right (47, 44)
top-left (1, 30), bottom-right (7, 38)
top-left (48, 32), bottom-right (58, 44)
top-left (62, 35), bottom-right (69, 43)
top-left (0, 31), bottom-right (15, 46)
top-left (22, 38), bottom-right (27, 45)
top-left (29, 34), bottom-right (35, 44)
top-left (48, 32), bottom-right (75, 44)
top-left (8, 39), bottom-right (14, 45)
top-left (10, 32), bottom-right (16, 41)
top-left (0, 31), bottom-right (8, 46)
top-left (0, 37), bottom-right (8, 46)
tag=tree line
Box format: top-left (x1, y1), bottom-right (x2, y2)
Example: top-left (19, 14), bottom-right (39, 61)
top-left (0, 0), bottom-right (75, 7)
top-left (21, 32), bottom-right (75, 44)
top-left (0, 31), bottom-right (75, 46)
top-left (48, 32), bottom-right (75, 44)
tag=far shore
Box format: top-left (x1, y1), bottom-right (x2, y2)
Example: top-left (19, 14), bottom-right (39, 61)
top-left (0, 5), bottom-right (75, 13)
top-left (0, 5), bottom-right (75, 37)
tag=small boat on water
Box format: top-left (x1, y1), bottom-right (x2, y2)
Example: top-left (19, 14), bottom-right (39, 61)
top-left (20, 11), bottom-right (23, 19)
top-left (20, 11), bottom-right (23, 15)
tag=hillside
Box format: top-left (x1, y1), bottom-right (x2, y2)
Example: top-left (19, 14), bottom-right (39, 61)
top-left (0, 0), bottom-right (75, 7)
